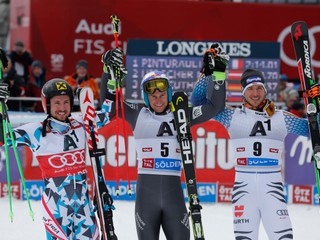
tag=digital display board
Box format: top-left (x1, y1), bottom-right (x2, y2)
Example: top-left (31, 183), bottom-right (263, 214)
top-left (125, 40), bottom-right (280, 103)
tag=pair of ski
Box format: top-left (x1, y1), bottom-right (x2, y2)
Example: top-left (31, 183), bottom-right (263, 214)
top-left (79, 87), bottom-right (117, 240)
top-left (291, 21), bottom-right (320, 201)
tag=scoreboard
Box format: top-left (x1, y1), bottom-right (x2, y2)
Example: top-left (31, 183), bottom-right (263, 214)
top-left (125, 40), bottom-right (280, 103)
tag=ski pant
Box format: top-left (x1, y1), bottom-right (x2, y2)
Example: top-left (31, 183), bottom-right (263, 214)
top-left (232, 170), bottom-right (293, 240)
top-left (41, 174), bottom-right (99, 240)
top-left (135, 174), bottom-right (190, 240)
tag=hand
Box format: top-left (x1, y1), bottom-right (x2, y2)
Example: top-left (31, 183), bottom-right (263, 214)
top-left (101, 48), bottom-right (127, 84)
top-left (0, 48), bottom-right (8, 69)
top-left (101, 48), bottom-right (124, 67)
top-left (200, 43), bottom-right (230, 79)
top-left (107, 79), bottom-right (121, 94)
top-left (0, 83), bottom-right (9, 102)
top-left (307, 83), bottom-right (320, 99)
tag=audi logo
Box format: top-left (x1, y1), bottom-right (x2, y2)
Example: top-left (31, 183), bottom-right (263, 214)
top-left (276, 209), bottom-right (289, 216)
top-left (48, 150), bottom-right (85, 168)
top-left (278, 25), bottom-right (320, 68)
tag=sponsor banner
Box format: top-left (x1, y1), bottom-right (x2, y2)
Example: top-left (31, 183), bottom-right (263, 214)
top-left (313, 185), bottom-right (319, 205)
top-left (126, 40), bottom-right (280, 103)
top-left (0, 182), bottom-right (21, 199)
top-left (0, 147), bottom-right (25, 182)
top-left (292, 185), bottom-right (313, 205)
top-left (2, 180), bottom-right (318, 205)
top-left (10, 0), bottom-right (320, 80)
top-left (22, 180), bottom-right (44, 200)
top-left (284, 133), bottom-right (315, 185)
top-left (183, 183), bottom-right (216, 203)
top-left (19, 120), bottom-right (315, 186)
top-left (217, 183), bottom-right (233, 203)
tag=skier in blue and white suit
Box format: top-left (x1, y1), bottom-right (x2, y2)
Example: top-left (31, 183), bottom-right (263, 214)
top-left (0, 76), bottom-right (112, 240)
top-left (101, 45), bottom-right (229, 240)
top-left (191, 68), bottom-right (309, 240)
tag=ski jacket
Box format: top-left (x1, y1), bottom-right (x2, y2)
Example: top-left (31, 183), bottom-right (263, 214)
top-left (191, 76), bottom-right (309, 172)
top-left (107, 75), bottom-right (226, 176)
top-left (4, 105), bottom-right (110, 179)
top-left (216, 106), bottom-right (309, 172)
top-left (64, 73), bottom-right (99, 100)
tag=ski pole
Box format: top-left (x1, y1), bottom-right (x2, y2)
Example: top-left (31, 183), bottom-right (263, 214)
top-left (0, 53), bottom-right (14, 221)
top-left (1, 102), bottom-right (13, 221)
top-left (0, 50), bottom-right (34, 220)
top-left (110, 15), bottom-right (132, 196)
top-left (5, 107), bottom-right (34, 220)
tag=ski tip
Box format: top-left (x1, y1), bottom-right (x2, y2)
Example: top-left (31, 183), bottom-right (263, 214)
top-left (291, 21), bottom-right (308, 31)
top-left (116, 188), bottom-right (120, 197)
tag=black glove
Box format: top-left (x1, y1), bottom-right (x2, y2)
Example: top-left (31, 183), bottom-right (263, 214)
top-left (0, 83), bottom-right (9, 102)
top-left (102, 48), bottom-right (124, 67)
top-left (200, 43), bottom-right (229, 77)
top-left (0, 48), bottom-right (8, 69)
top-left (101, 48), bottom-right (127, 86)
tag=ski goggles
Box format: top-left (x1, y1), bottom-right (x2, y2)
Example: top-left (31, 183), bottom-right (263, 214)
top-left (48, 117), bottom-right (71, 135)
top-left (143, 79), bottom-right (169, 94)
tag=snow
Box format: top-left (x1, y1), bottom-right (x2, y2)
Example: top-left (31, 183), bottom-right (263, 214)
top-left (1, 198), bottom-right (319, 239)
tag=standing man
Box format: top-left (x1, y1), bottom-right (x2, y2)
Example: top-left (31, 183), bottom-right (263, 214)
top-left (0, 72), bottom-right (111, 239)
top-left (9, 40), bottom-right (33, 84)
top-left (65, 60), bottom-right (100, 110)
top-left (102, 46), bottom-right (228, 240)
top-left (191, 68), bottom-right (309, 240)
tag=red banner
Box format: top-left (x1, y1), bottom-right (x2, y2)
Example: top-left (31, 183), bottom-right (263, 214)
top-left (10, 0), bottom-right (320, 79)
top-left (23, 119), bottom-right (235, 183)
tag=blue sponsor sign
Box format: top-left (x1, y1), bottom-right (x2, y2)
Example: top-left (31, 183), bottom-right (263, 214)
top-left (154, 158), bottom-right (181, 171)
top-left (182, 182), bottom-right (217, 203)
top-left (313, 185), bottom-right (319, 205)
top-left (106, 181), bottom-right (137, 200)
top-left (247, 158), bottom-right (278, 166)
top-left (22, 180), bottom-right (44, 200)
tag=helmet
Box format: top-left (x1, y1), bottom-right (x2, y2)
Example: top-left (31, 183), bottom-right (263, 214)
top-left (141, 71), bottom-right (172, 107)
top-left (41, 78), bottom-right (74, 114)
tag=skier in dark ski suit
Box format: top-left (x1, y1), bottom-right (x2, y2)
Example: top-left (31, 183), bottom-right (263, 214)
top-left (101, 45), bottom-right (229, 240)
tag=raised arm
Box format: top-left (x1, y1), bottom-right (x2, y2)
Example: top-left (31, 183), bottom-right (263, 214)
top-left (190, 43), bottom-right (229, 126)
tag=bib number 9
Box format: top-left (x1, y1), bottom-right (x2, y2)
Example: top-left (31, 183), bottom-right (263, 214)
top-left (253, 142), bottom-right (262, 156)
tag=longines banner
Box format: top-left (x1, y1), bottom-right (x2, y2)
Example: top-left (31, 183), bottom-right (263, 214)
top-left (9, 0), bottom-right (320, 79)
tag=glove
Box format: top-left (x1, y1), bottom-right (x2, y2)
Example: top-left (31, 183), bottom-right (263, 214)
top-left (101, 48), bottom-right (124, 67)
top-left (306, 83), bottom-right (320, 99)
top-left (101, 48), bottom-right (128, 84)
top-left (0, 83), bottom-right (9, 102)
top-left (0, 48), bottom-right (8, 69)
top-left (107, 79), bottom-right (121, 94)
top-left (200, 43), bottom-right (230, 80)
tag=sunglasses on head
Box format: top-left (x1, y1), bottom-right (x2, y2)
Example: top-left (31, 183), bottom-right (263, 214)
top-left (143, 79), bottom-right (169, 94)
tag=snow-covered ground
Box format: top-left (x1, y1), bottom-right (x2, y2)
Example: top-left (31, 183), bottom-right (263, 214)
top-left (1, 198), bottom-right (319, 239)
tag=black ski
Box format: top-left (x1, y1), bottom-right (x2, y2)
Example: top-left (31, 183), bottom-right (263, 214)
top-left (79, 87), bottom-right (117, 240)
top-left (291, 21), bottom-right (320, 199)
top-left (171, 91), bottom-right (205, 240)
